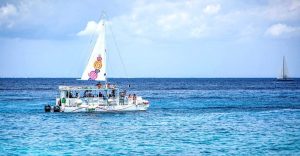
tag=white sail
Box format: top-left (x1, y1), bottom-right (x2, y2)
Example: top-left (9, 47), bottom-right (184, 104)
top-left (279, 56), bottom-right (288, 79)
top-left (81, 20), bottom-right (107, 81)
top-left (283, 56), bottom-right (289, 79)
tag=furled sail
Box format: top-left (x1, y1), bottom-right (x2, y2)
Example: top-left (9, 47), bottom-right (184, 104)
top-left (81, 20), bottom-right (107, 81)
top-left (279, 56), bottom-right (289, 79)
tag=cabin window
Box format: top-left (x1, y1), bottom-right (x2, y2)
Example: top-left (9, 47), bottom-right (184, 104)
top-left (60, 91), bottom-right (66, 98)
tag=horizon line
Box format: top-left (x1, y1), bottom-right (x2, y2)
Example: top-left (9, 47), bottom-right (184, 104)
top-left (0, 77), bottom-right (299, 79)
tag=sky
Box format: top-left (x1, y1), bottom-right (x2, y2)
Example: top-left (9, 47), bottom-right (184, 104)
top-left (0, 0), bottom-right (300, 78)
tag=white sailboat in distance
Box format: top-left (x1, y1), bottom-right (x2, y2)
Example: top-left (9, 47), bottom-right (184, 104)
top-left (277, 56), bottom-right (293, 81)
top-left (45, 18), bottom-right (150, 112)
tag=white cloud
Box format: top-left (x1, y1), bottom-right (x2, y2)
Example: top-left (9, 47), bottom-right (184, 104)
top-left (3, 0), bottom-right (299, 41)
top-left (0, 4), bottom-right (18, 27)
top-left (264, 0), bottom-right (300, 21)
top-left (189, 25), bottom-right (207, 38)
top-left (203, 4), bottom-right (221, 15)
top-left (265, 23), bottom-right (300, 37)
top-left (77, 20), bottom-right (105, 36)
top-left (0, 4), bottom-right (17, 18)
top-left (109, 1), bottom-right (293, 41)
top-left (106, 0), bottom-right (298, 41)
top-left (77, 21), bottom-right (98, 36)
top-left (0, 1), bottom-right (55, 29)
top-left (156, 12), bottom-right (189, 31)
top-left (107, 1), bottom-right (219, 40)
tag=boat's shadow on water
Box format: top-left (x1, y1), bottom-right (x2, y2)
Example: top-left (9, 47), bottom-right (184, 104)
top-left (40, 110), bottom-right (150, 118)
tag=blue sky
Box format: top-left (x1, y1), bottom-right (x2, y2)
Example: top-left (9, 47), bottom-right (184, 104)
top-left (0, 0), bottom-right (300, 78)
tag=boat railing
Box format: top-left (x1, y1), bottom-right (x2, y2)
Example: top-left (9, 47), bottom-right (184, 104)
top-left (60, 93), bottom-right (136, 107)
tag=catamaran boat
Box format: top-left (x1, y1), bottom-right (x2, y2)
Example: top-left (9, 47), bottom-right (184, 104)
top-left (277, 56), bottom-right (293, 81)
top-left (45, 19), bottom-right (149, 112)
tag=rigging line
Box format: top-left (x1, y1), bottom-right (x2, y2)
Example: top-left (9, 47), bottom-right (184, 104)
top-left (102, 15), bottom-right (113, 83)
top-left (106, 15), bottom-right (129, 78)
top-left (106, 38), bottom-right (113, 82)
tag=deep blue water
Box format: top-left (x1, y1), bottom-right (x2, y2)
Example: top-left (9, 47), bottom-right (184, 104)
top-left (0, 78), bottom-right (300, 155)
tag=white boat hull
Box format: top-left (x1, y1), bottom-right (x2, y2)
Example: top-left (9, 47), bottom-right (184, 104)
top-left (45, 86), bottom-right (150, 113)
top-left (62, 104), bottom-right (149, 112)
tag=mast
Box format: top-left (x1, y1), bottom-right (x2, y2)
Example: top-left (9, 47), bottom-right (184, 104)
top-left (283, 56), bottom-right (285, 79)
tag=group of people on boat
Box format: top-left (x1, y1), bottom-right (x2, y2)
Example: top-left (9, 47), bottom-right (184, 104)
top-left (67, 89), bottom-right (117, 99)
top-left (62, 83), bottom-right (138, 103)
top-left (96, 82), bottom-right (116, 89)
top-left (128, 94), bottom-right (137, 104)
top-left (66, 92), bottom-right (78, 98)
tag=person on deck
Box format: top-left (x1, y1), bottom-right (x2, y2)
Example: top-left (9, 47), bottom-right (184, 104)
top-left (69, 92), bottom-right (73, 98)
top-left (96, 83), bottom-right (102, 89)
top-left (112, 89), bottom-right (116, 98)
top-left (88, 91), bottom-right (93, 97)
top-left (84, 90), bottom-right (88, 97)
top-left (133, 94), bottom-right (137, 104)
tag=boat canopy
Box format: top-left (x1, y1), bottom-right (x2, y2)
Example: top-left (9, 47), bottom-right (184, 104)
top-left (58, 85), bottom-right (117, 91)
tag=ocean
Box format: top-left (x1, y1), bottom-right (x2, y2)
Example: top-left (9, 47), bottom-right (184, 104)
top-left (0, 78), bottom-right (299, 155)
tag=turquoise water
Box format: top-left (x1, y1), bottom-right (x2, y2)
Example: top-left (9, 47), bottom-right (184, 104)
top-left (0, 78), bottom-right (300, 155)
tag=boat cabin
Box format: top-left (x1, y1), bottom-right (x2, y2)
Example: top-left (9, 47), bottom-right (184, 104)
top-left (57, 85), bottom-right (127, 107)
